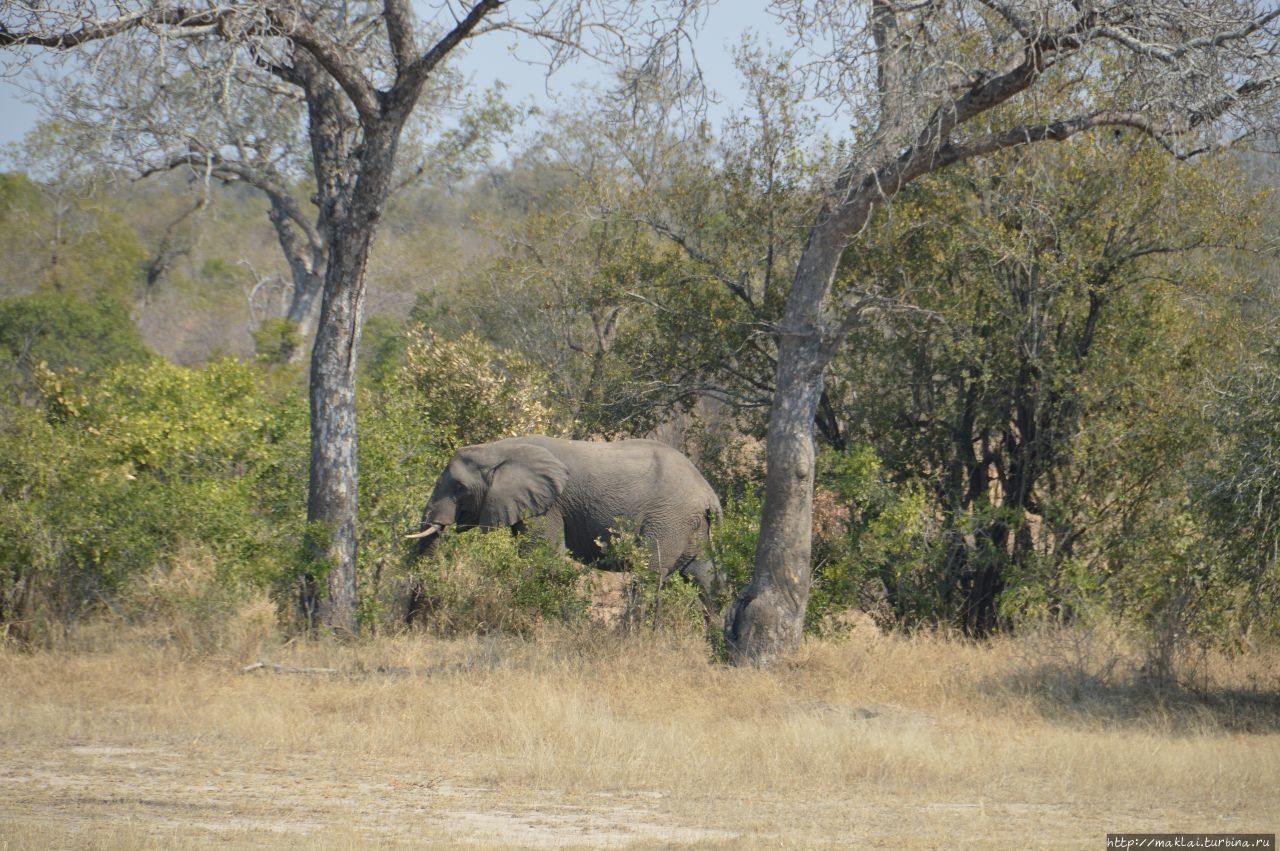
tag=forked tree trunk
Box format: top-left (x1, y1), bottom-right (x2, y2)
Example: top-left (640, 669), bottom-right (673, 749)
top-left (285, 2), bottom-right (497, 635)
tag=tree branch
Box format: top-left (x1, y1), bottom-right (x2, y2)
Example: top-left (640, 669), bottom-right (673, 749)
top-left (643, 217), bottom-right (758, 310)
top-left (1096, 9), bottom-right (1280, 66)
top-left (1, 4), bottom-right (383, 123)
top-left (382, 0), bottom-right (419, 73)
top-left (1, 9), bottom-right (172, 48)
top-left (268, 10), bottom-right (380, 122)
top-left (142, 151), bottom-right (321, 250)
top-left (398, 0), bottom-right (503, 105)
top-left (937, 102), bottom-right (1272, 167)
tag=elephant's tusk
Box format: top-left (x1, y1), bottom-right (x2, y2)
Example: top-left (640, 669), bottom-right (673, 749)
top-left (405, 524), bottom-right (443, 541)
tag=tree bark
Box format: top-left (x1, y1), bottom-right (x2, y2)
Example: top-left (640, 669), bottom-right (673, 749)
top-left (724, 219), bottom-right (852, 664)
top-left (300, 112), bottom-right (400, 635)
top-left (305, 232), bottom-right (368, 635)
top-left (290, 0), bottom-right (497, 635)
top-left (266, 195), bottom-right (326, 343)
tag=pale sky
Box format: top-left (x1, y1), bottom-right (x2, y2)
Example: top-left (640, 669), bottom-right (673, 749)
top-left (0, 1), bottom-right (786, 152)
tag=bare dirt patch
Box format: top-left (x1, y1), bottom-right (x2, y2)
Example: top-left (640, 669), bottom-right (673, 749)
top-left (3, 738), bottom-right (736, 848)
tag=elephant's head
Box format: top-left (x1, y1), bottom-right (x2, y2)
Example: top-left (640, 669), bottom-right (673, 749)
top-left (407, 440), bottom-right (569, 546)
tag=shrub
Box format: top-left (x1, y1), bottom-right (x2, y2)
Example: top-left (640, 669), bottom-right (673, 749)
top-left (595, 520), bottom-right (707, 639)
top-left (252, 319), bottom-right (303, 366)
top-left (712, 489), bottom-right (764, 602)
top-left (402, 531), bottom-right (588, 636)
top-left (807, 447), bottom-right (936, 633)
top-left (0, 292), bottom-right (152, 404)
top-left (0, 357), bottom-right (307, 643)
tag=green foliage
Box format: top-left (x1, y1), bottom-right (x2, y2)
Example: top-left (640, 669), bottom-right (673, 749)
top-left (462, 195), bottom-right (701, 436)
top-left (0, 292), bottom-right (153, 403)
top-left (385, 324), bottom-right (562, 450)
top-left (403, 531), bottom-right (587, 636)
top-left (711, 454), bottom-right (937, 639)
top-left (0, 154), bottom-right (149, 305)
top-left (416, 84), bottom-right (520, 185)
top-left (0, 171), bottom-right (42, 216)
top-left (831, 136), bottom-right (1266, 644)
top-left (42, 209), bottom-right (149, 304)
top-left (358, 323), bottom-right (565, 541)
top-left (0, 404), bottom-right (68, 640)
top-left (0, 357), bottom-right (307, 641)
top-left (200, 257), bottom-right (241, 284)
top-left (356, 323), bottom-right (570, 632)
top-left (0, 170), bottom-right (59, 300)
top-left (807, 447), bottom-right (937, 632)
top-left (712, 489), bottom-right (763, 601)
top-left (1189, 346), bottom-right (1280, 641)
top-left (252, 318), bottom-right (303, 366)
top-left (1, 71), bottom-right (1278, 663)
top-left (452, 59), bottom-right (825, 441)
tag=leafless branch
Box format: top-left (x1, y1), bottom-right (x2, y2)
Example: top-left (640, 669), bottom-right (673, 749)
top-left (400, 0), bottom-right (503, 101)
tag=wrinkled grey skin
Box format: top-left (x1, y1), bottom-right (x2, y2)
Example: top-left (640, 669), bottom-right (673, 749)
top-left (410, 436), bottom-right (724, 614)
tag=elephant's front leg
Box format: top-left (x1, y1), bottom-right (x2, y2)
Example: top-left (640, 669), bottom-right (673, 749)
top-left (679, 558), bottom-right (726, 627)
top-left (514, 507), bottom-right (567, 555)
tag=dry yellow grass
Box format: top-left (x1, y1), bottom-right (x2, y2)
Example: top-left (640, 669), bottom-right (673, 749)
top-left (2, 621), bottom-right (1278, 849)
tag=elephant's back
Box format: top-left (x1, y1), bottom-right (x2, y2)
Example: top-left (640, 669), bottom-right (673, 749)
top-left (539, 437), bottom-right (717, 506)
top-left (528, 438), bottom-right (719, 568)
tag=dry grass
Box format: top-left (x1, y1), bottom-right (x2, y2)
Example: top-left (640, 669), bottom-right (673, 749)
top-left (2, 620), bottom-right (1278, 849)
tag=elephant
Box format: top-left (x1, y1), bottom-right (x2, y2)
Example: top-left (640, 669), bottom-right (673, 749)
top-left (407, 436), bottom-right (724, 616)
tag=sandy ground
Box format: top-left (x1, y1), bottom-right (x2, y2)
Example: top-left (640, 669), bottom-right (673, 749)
top-left (0, 736), bottom-right (1087, 848)
top-left (2, 739), bottom-right (740, 848)
top-left (5, 696), bottom-right (1265, 850)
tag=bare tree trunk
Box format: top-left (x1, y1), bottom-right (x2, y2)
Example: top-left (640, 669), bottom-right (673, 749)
top-left (288, 0), bottom-right (501, 635)
top-left (300, 116), bottom-right (399, 635)
top-left (305, 235), bottom-right (368, 635)
top-left (267, 195), bottom-right (326, 344)
top-left (724, 220), bottom-right (850, 665)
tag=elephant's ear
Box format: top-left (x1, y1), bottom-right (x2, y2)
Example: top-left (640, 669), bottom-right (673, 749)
top-left (479, 442), bottom-right (568, 528)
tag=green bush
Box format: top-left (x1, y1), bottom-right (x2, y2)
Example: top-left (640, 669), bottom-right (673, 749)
top-left (712, 489), bottom-right (763, 601)
top-left (0, 356), bottom-right (307, 643)
top-left (402, 530), bottom-right (588, 636)
top-left (710, 447), bottom-right (939, 638)
top-left (807, 447), bottom-right (937, 633)
top-left (0, 292), bottom-right (153, 404)
top-left (252, 318), bottom-right (303, 366)
top-left (356, 323), bottom-right (571, 632)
